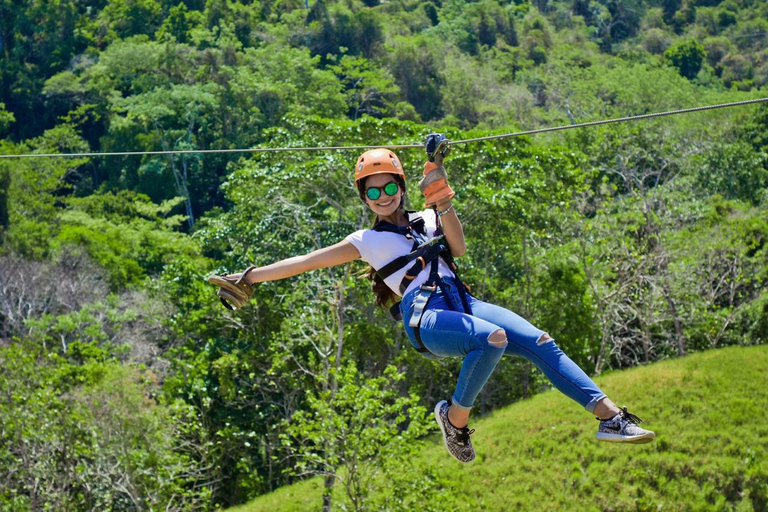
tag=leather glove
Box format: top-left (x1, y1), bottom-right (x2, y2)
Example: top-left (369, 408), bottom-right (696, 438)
top-left (208, 266), bottom-right (256, 310)
top-left (419, 133), bottom-right (455, 206)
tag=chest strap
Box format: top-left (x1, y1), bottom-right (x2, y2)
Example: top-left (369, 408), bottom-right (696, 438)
top-left (376, 236), bottom-right (447, 295)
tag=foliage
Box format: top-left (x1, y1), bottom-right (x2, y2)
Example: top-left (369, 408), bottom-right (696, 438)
top-left (54, 192), bottom-right (201, 287)
top-left (664, 38), bottom-right (706, 80)
top-left (2, 0), bottom-right (768, 508)
top-left (284, 364), bottom-right (431, 511)
top-left (327, 55), bottom-right (401, 120)
top-left (1, 123), bottom-right (89, 258)
top-left (239, 345), bottom-right (768, 511)
top-left (0, 343), bottom-right (210, 509)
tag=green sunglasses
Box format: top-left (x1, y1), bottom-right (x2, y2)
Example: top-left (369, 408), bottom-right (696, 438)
top-left (365, 181), bottom-right (399, 201)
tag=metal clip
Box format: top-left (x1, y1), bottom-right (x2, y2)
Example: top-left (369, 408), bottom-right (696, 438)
top-left (416, 234), bottom-right (444, 249)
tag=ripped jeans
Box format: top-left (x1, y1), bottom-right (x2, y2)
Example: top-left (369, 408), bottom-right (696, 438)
top-left (400, 277), bottom-right (606, 412)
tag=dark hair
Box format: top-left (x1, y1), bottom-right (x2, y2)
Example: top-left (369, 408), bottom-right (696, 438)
top-left (358, 174), bottom-right (407, 308)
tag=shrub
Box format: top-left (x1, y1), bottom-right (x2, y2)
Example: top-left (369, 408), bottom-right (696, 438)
top-left (665, 39), bottom-right (706, 79)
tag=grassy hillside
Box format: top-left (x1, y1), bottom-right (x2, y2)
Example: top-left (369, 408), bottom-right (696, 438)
top-left (235, 345), bottom-right (768, 511)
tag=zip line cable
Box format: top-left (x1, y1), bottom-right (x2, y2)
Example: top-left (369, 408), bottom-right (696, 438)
top-left (1, 97), bottom-right (767, 160)
top-left (451, 97), bottom-right (768, 145)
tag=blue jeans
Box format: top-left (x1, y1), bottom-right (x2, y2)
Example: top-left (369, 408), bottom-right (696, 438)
top-left (400, 278), bottom-right (606, 412)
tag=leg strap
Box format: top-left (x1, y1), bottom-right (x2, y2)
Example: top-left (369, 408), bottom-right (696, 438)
top-left (409, 284), bottom-right (436, 328)
top-left (409, 284), bottom-right (436, 354)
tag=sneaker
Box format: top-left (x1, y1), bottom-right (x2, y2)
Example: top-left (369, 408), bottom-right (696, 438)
top-left (595, 407), bottom-right (656, 444)
top-left (434, 400), bottom-right (476, 463)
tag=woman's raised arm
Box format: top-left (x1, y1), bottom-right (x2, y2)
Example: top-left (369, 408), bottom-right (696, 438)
top-left (227, 240), bottom-right (361, 285)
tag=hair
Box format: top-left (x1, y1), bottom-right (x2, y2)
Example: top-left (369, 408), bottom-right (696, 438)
top-left (357, 174), bottom-right (407, 308)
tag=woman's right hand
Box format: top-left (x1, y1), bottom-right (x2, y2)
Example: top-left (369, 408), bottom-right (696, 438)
top-left (226, 266), bottom-right (260, 285)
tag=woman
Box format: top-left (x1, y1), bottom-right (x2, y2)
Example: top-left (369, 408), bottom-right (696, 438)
top-left (209, 138), bottom-right (655, 463)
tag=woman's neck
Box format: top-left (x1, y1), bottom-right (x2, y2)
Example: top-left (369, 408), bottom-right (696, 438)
top-left (377, 209), bottom-right (409, 226)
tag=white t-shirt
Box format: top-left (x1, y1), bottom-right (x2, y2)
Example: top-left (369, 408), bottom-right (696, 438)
top-left (345, 209), bottom-right (456, 297)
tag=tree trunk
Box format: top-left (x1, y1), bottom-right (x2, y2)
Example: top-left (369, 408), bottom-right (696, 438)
top-left (320, 268), bottom-right (351, 511)
top-left (658, 255), bottom-right (686, 356)
top-left (594, 326), bottom-right (610, 374)
top-left (179, 157), bottom-right (195, 228)
top-left (160, 134), bottom-right (194, 228)
top-left (322, 474), bottom-right (335, 512)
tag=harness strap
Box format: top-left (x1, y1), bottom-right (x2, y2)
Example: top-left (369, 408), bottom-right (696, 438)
top-left (372, 210), bottom-right (473, 355)
top-left (409, 282), bottom-right (436, 353)
top-left (376, 235), bottom-right (445, 281)
top-left (408, 284), bottom-right (436, 329)
top-left (398, 243), bottom-right (444, 295)
top-left (410, 251), bottom-right (445, 353)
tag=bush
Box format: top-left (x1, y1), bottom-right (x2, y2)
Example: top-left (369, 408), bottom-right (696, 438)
top-left (643, 28), bottom-right (672, 54)
top-left (665, 39), bottom-right (706, 79)
top-left (0, 343), bottom-right (209, 509)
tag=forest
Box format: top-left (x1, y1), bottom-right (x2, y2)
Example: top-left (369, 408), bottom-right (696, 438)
top-left (0, 0), bottom-right (767, 509)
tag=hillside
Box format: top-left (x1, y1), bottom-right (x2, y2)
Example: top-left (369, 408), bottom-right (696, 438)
top-left (237, 345), bottom-right (768, 511)
top-left (2, 0), bottom-right (768, 507)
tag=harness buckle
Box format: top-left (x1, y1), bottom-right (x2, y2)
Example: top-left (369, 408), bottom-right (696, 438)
top-left (419, 283), bottom-right (437, 292)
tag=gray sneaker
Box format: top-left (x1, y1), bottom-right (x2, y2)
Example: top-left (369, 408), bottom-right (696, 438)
top-left (434, 400), bottom-right (476, 463)
top-left (596, 407), bottom-right (656, 444)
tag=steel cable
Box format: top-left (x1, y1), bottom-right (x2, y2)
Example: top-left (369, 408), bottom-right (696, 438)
top-left (1, 97), bottom-right (766, 159)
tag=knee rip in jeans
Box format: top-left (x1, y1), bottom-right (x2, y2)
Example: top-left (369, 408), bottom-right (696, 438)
top-left (537, 333), bottom-right (553, 345)
top-left (488, 328), bottom-right (508, 348)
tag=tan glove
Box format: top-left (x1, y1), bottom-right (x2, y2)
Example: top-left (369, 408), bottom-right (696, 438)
top-left (208, 266), bottom-right (256, 310)
top-left (419, 162), bottom-right (455, 206)
top-left (420, 133), bottom-right (455, 206)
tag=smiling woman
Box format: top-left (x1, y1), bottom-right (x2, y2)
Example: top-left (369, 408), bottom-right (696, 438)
top-left (208, 135), bottom-right (656, 464)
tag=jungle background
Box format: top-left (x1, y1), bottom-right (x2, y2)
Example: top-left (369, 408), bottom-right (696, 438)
top-left (0, 0), bottom-right (766, 509)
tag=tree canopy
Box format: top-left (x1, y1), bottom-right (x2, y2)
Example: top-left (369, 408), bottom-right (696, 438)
top-left (1, 0), bottom-right (767, 508)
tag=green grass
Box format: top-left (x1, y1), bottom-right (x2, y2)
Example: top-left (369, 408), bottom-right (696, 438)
top-left (233, 345), bottom-right (768, 511)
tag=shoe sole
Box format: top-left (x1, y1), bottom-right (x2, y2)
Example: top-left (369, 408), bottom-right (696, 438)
top-left (595, 432), bottom-right (656, 444)
top-left (434, 401), bottom-right (475, 463)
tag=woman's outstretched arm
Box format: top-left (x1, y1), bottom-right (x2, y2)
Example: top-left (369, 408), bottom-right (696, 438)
top-left (227, 240), bottom-right (361, 285)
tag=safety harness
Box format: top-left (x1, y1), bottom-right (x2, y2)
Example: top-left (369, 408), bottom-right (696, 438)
top-left (372, 209), bottom-right (472, 354)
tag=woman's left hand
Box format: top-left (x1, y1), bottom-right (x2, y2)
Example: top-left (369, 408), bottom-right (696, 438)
top-left (421, 134), bottom-right (454, 206)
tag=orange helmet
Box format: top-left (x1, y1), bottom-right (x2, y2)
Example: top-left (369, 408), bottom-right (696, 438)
top-left (354, 149), bottom-right (405, 186)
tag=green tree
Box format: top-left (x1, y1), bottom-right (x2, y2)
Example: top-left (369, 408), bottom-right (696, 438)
top-left (0, 103), bottom-right (14, 136)
top-left (0, 343), bottom-right (210, 509)
top-left (93, 0), bottom-right (163, 46)
top-left (694, 141), bottom-right (768, 204)
top-left (0, 0), bottom-right (95, 138)
top-left (668, 198), bottom-right (768, 351)
top-left (1, 124), bottom-right (89, 257)
top-left (156, 2), bottom-right (205, 44)
top-left (284, 364), bottom-right (431, 512)
top-left (327, 55), bottom-right (401, 120)
top-left (388, 36), bottom-right (445, 121)
top-left (665, 39), bottom-right (706, 80)
top-left (304, 1), bottom-right (384, 60)
top-left (109, 82), bottom-right (221, 227)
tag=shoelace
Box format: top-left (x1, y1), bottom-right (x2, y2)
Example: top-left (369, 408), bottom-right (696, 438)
top-left (596, 407), bottom-right (647, 424)
top-left (619, 407), bottom-right (646, 425)
top-left (456, 427), bottom-right (475, 445)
